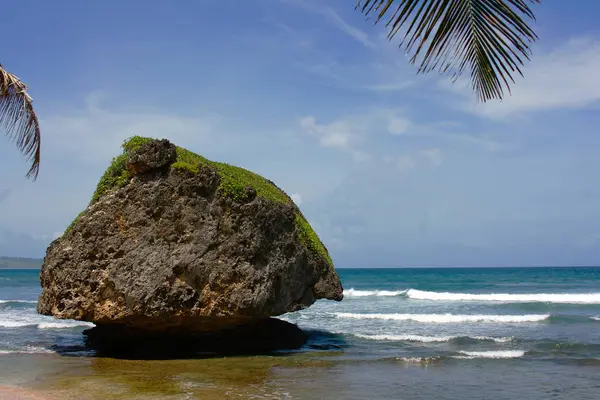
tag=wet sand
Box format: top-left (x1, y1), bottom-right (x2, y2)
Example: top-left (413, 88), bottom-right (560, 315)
top-left (0, 386), bottom-right (56, 400)
top-left (3, 352), bottom-right (600, 400)
top-left (0, 352), bottom-right (340, 400)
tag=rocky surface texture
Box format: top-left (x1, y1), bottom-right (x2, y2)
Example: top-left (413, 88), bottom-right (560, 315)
top-left (38, 137), bottom-right (342, 349)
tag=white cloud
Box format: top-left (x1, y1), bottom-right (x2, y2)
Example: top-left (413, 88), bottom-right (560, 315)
top-left (385, 114), bottom-right (411, 135)
top-left (299, 116), bottom-right (354, 150)
top-left (384, 148), bottom-right (444, 173)
top-left (41, 92), bottom-right (220, 164)
top-left (450, 37), bottom-right (600, 119)
top-left (290, 193), bottom-right (303, 205)
top-left (299, 109), bottom-right (418, 163)
top-left (324, 7), bottom-right (376, 48)
top-left (300, 108), bottom-right (412, 152)
top-left (421, 148), bottom-right (443, 167)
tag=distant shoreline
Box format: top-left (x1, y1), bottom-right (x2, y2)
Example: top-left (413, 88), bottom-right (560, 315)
top-left (0, 257), bottom-right (42, 269)
top-left (1, 255), bottom-right (599, 271)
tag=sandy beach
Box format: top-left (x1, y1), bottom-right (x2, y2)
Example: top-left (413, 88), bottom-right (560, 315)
top-left (0, 386), bottom-right (55, 400)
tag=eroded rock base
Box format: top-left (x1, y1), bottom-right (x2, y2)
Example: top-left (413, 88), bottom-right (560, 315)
top-left (82, 318), bottom-right (308, 359)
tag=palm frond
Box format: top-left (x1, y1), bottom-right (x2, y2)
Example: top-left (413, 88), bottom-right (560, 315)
top-left (356, 0), bottom-right (540, 101)
top-left (0, 64), bottom-right (40, 179)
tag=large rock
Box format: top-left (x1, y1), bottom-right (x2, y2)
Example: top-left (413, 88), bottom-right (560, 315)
top-left (38, 137), bottom-right (343, 334)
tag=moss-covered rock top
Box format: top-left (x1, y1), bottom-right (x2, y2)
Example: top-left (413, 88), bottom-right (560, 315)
top-left (71, 136), bottom-right (333, 267)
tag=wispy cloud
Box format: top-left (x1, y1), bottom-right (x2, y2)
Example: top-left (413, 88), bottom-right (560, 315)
top-left (299, 115), bottom-right (371, 161)
top-left (41, 92), bottom-right (221, 165)
top-left (279, 0), bottom-right (375, 48)
top-left (298, 106), bottom-right (511, 167)
top-left (421, 148), bottom-right (443, 167)
top-left (273, 0), bottom-right (416, 92)
top-left (418, 129), bottom-right (512, 153)
top-left (449, 37), bottom-right (600, 119)
top-left (323, 7), bottom-right (376, 48)
top-left (299, 58), bottom-right (415, 92)
top-left (299, 108), bottom-right (414, 160)
top-left (384, 148), bottom-right (443, 173)
top-left (0, 189), bottom-right (9, 204)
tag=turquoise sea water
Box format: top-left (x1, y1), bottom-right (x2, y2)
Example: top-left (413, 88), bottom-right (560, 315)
top-left (1, 267), bottom-right (600, 399)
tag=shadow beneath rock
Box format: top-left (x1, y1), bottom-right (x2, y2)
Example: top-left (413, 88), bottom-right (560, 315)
top-left (305, 329), bottom-right (348, 351)
top-left (49, 319), bottom-right (350, 360)
top-left (61, 318), bottom-right (311, 360)
top-left (272, 329), bottom-right (349, 354)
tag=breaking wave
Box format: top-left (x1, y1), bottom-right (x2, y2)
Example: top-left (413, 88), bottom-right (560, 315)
top-left (335, 313), bottom-right (550, 323)
top-left (406, 289), bottom-right (600, 304)
top-left (355, 334), bottom-right (513, 343)
top-left (0, 346), bottom-right (55, 355)
top-left (343, 289), bottom-right (407, 298)
top-left (396, 356), bottom-right (442, 364)
top-left (455, 350), bottom-right (526, 359)
top-left (0, 314), bottom-right (95, 329)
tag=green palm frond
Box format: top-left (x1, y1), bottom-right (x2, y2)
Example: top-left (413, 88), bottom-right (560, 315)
top-left (0, 64), bottom-right (41, 179)
top-left (356, 0), bottom-right (540, 101)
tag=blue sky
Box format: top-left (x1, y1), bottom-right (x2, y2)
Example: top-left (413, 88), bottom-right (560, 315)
top-left (2, 0), bottom-right (600, 267)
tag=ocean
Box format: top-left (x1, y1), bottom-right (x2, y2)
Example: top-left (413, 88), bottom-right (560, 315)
top-left (1, 267), bottom-right (600, 399)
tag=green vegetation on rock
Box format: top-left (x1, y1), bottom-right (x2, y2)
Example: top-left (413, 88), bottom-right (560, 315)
top-left (295, 214), bottom-right (333, 267)
top-left (171, 160), bottom-right (200, 174)
top-left (122, 135), bottom-right (154, 152)
top-left (66, 135), bottom-right (333, 266)
top-left (64, 210), bottom-right (86, 235)
top-left (90, 153), bottom-right (130, 204)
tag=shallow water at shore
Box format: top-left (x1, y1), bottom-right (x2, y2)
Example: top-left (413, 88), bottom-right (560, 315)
top-left (3, 352), bottom-right (600, 400)
top-left (2, 267), bottom-right (600, 399)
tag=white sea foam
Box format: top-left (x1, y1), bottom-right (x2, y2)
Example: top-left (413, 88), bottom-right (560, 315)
top-left (0, 320), bottom-right (95, 329)
top-left (355, 334), bottom-right (513, 343)
top-left (0, 346), bottom-right (54, 355)
top-left (335, 313), bottom-right (549, 323)
top-left (0, 300), bottom-right (37, 304)
top-left (356, 333), bottom-right (455, 342)
top-left (343, 289), bottom-right (407, 298)
top-left (0, 321), bottom-right (32, 328)
top-left (455, 350), bottom-right (525, 359)
top-left (38, 321), bottom-right (95, 329)
top-left (472, 336), bottom-right (514, 343)
top-left (0, 313), bottom-right (95, 329)
top-left (591, 316), bottom-right (600, 321)
top-left (406, 289), bottom-right (600, 304)
top-left (396, 356), bottom-right (441, 364)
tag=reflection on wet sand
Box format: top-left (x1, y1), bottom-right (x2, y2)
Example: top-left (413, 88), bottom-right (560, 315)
top-left (5, 353), bottom-right (338, 399)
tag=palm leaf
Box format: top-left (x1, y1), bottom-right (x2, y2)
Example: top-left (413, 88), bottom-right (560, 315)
top-left (356, 0), bottom-right (540, 101)
top-left (0, 64), bottom-right (41, 179)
